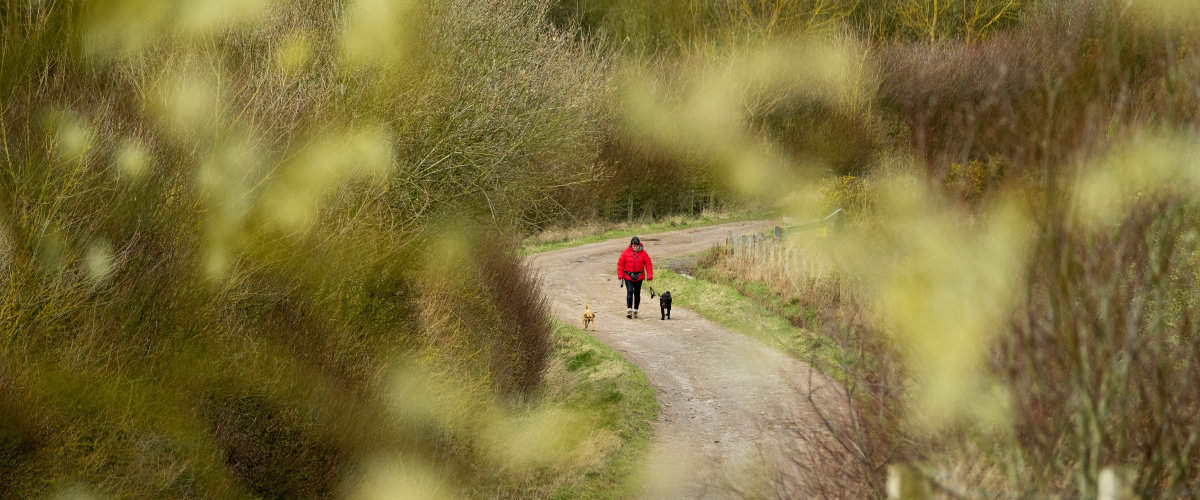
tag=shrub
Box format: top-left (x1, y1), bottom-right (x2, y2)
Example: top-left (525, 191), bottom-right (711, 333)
top-left (0, 0), bottom-right (604, 496)
top-left (1001, 198), bottom-right (1200, 497)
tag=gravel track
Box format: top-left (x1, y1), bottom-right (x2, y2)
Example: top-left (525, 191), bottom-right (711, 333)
top-left (529, 221), bottom-right (841, 498)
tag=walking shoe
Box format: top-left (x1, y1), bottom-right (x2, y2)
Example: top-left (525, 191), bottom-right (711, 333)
top-left (626, 309), bottom-right (632, 319)
top-left (633, 310), bottom-right (638, 319)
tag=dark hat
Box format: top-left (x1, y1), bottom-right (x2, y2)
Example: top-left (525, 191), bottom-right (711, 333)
top-left (630, 236), bottom-right (641, 246)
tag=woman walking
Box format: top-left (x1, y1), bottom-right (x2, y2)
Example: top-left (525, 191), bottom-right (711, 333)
top-left (617, 236), bottom-right (653, 319)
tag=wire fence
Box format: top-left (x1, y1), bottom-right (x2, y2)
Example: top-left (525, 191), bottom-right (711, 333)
top-left (714, 208), bottom-right (859, 310)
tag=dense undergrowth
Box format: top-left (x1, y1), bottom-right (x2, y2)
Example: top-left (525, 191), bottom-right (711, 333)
top-left (0, 0), bottom-right (621, 497)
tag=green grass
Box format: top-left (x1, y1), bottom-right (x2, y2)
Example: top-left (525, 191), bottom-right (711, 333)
top-left (519, 209), bottom-right (769, 255)
top-left (493, 320), bottom-right (658, 499)
top-left (651, 269), bottom-right (845, 373)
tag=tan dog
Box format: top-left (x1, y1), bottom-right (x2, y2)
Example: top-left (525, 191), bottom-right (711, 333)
top-left (581, 305), bottom-right (596, 330)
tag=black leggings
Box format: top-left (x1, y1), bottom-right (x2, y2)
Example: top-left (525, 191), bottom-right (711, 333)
top-left (625, 279), bottom-right (643, 310)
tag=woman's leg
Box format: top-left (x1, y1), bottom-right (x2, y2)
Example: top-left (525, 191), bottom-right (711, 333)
top-left (625, 280), bottom-right (635, 314)
top-left (630, 279), bottom-right (642, 314)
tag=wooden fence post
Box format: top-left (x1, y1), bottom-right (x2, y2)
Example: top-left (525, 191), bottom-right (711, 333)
top-left (886, 464), bottom-right (931, 500)
top-left (1098, 467), bottom-right (1138, 500)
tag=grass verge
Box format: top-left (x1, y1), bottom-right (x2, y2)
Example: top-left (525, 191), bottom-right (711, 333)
top-left (489, 320), bottom-right (658, 499)
top-left (520, 209), bottom-right (768, 255)
top-left (651, 268), bottom-right (849, 378)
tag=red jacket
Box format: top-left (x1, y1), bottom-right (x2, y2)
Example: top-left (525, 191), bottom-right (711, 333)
top-left (617, 246), bottom-right (653, 281)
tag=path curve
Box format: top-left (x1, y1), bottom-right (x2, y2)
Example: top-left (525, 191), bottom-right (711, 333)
top-left (529, 221), bottom-right (839, 498)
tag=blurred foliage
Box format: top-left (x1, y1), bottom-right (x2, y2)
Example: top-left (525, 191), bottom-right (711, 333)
top-left (5, 0), bottom-right (1200, 497)
top-left (0, 0), bottom-right (616, 497)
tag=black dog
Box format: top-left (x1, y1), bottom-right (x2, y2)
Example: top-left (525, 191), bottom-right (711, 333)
top-left (659, 291), bottom-right (672, 320)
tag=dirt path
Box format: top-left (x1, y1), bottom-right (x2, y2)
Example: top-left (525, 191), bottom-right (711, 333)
top-left (529, 221), bottom-right (840, 498)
